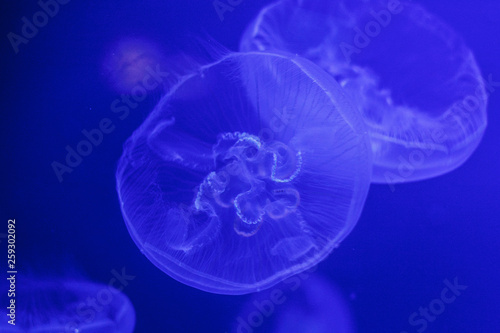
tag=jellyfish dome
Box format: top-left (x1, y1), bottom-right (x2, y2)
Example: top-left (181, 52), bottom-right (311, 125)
top-left (0, 276), bottom-right (136, 333)
top-left (116, 51), bottom-right (372, 294)
top-left (233, 273), bottom-right (355, 333)
top-left (240, 0), bottom-right (488, 184)
top-left (271, 277), bottom-right (354, 333)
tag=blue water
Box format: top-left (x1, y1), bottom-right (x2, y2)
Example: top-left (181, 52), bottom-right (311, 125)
top-left (2, 0), bottom-right (499, 332)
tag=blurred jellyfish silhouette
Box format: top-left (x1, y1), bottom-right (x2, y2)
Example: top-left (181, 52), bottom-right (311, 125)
top-left (0, 274), bottom-right (135, 333)
top-left (241, 0), bottom-right (488, 184)
top-left (116, 51), bottom-right (372, 294)
top-left (232, 272), bottom-right (355, 333)
top-left (101, 37), bottom-right (166, 94)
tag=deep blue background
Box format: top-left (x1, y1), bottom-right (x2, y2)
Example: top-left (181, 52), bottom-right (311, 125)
top-left (2, 1), bottom-right (499, 332)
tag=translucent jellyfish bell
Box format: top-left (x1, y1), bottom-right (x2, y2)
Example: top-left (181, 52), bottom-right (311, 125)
top-left (116, 51), bottom-right (372, 294)
top-left (240, 0), bottom-right (488, 183)
top-left (0, 276), bottom-right (135, 333)
top-left (233, 273), bottom-right (355, 333)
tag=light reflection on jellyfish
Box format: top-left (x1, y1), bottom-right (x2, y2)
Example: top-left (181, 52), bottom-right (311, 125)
top-left (116, 51), bottom-right (372, 294)
top-left (0, 274), bottom-right (136, 333)
top-left (232, 273), bottom-right (355, 333)
top-left (241, 0), bottom-right (488, 183)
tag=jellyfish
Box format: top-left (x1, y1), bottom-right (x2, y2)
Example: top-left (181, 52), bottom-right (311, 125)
top-left (0, 275), bottom-right (136, 333)
top-left (116, 51), bottom-right (372, 294)
top-left (101, 37), bottom-right (166, 94)
top-left (232, 271), bottom-right (355, 333)
top-left (240, 0), bottom-right (488, 184)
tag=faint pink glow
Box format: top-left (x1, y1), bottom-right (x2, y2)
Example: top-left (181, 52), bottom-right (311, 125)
top-left (102, 37), bottom-right (165, 94)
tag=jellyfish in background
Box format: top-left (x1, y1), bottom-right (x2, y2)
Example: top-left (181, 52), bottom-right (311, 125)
top-left (240, 0), bottom-right (488, 184)
top-left (101, 37), bottom-right (166, 94)
top-left (116, 51), bottom-right (372, 294)
top-left (0, 275), bottom-right (135, 332)
top-left (233, 273), bottom-right (355, 333)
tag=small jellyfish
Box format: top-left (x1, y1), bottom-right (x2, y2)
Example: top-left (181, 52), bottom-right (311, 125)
top-left (240, 0), bottom-right (488, 183)
top-left (101, 37), bottom-right (166, 94)
top-left (116, 51), bottom-right (372, 294)
top-left (0, 275), bottom-right (136, 333)
top-left (232, 272), bottom-right (355, 333)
